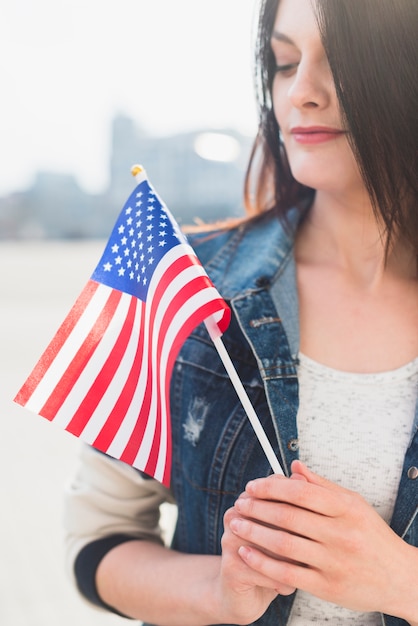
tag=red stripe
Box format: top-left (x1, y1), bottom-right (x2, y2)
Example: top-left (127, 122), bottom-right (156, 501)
top-left (14, 280), bottom-right (99, 406)
top-left (65, 296), bottom-right (138, 437)
top-left (92, 299), bottom-right (147, 450)
top-left (39, 289), bottom-right (123, 421)
top-left (142, 277), bottom-right (209, 478)
top-left (121, 273), bottom-right (225, 479)
top-left (164, 301), bottom-right (225, 486)
top-left (144, 292), bottom-right (225, 486)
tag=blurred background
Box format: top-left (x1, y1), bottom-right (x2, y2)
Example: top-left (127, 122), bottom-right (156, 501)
top-left (0, 1), bottom-right (257, 623)
top-left (0, 0), bottom-right (259, 237)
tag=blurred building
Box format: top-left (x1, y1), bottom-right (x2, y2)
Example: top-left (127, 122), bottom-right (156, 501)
top-left (0, 114), bottom-right (253, 240)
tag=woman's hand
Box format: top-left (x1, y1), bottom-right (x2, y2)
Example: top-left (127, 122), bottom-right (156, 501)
top-left (215, 495), bottom-right (296, 625)
top-left (228, 461), bottom-right (418, 622)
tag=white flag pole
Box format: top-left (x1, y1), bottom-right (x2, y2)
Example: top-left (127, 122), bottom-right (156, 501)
top-left (204, 317), bottom-right (284, 476)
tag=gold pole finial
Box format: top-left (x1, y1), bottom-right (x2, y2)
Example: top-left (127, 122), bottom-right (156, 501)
top-left (131, 164), bottom-right (144, 178)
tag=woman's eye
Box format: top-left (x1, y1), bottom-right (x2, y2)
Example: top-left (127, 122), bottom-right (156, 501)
top-left (275, 63), bottom-right (298, 76)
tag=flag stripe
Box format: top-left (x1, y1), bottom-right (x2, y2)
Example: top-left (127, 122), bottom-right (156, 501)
top-left (158, 301), bottom-right (225, 485)
top-left (77, 300), bottom-right (144, 445)
top-left (120, 277), bottom-right (207, 468)
top-left (127, 289), bottom-right (225, 476)
top-left (24, 283), bottom-right (115, 415)
top-left (64, 295), bottom-right (138, 436)
top-left (90, 299), bottom-right (147, 450)
top-left (49, 291), bottom-right (138, 431)
top-left (39, 288), bottom-right (123, 420)
top-left (15, 280), bottom-right (99, 405)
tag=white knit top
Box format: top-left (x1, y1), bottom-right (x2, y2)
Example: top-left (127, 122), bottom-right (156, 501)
top-left (288, 354), bottom-right (418, 625)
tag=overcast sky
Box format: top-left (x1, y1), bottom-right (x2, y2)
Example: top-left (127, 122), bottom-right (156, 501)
top-left (0, 0), bottom-right (259, 196)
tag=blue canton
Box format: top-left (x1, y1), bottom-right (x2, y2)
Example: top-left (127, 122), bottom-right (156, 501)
top-left (91, 180), bottom-right (185, 300)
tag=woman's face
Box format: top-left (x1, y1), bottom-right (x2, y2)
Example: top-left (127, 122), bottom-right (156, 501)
top-left (271, 0), bottom-right (362, 195)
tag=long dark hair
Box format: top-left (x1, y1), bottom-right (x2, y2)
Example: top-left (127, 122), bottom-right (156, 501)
top-left (245, 0), bottom-right (418, 257)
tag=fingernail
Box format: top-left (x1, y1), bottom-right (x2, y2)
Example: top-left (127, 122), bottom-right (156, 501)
top-left (229, 518), bottom-right (242, 533)
top-left (238, 545), bottom-right (251, 560)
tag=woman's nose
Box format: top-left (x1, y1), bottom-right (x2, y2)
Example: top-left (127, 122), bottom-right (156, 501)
top-left (288, 60), bottom-right (331, 110)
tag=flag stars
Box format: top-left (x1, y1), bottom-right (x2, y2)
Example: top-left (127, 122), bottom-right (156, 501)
top-left (96, 184), bottom-right (187, 297)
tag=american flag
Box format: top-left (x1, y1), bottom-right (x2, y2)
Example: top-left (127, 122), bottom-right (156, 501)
top-left (14, 167), bottom-right (230, 486)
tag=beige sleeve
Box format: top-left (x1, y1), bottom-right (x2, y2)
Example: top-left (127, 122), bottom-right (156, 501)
top-left (63, 443), bottom-right (176, 582)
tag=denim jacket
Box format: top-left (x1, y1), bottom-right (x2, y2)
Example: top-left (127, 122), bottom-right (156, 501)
top-left (166, 209), bottom-right (418, 626)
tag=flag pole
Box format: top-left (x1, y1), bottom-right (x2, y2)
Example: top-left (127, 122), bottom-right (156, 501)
top-left (204, 317), bottom-right (284, 476)
top-left (130, 165), bottom-right (283, 476)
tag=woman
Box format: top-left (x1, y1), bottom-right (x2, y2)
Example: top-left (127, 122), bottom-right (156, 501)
top-left (64, 0), bottom-right (418, 624)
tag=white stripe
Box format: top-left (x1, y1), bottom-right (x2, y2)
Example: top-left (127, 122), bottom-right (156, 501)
top-left (79, 300), bottom-right (143, 444)
top-left (133, 268), bottom-right (211, 471)
top-left (134, 286), bottom-right (222, 480)
top-left (50, 292), bottom-right (134, 429)
top-left (25, 284), bottom-right (112, 413)
top-left (153, 286), bottom-right (223, 481)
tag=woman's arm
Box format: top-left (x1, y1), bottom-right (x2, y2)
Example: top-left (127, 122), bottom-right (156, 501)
top-left (95, 539), bottom-right (222, 624)
top-left (228, 461), bottom-right (418, 624)
top-left (95, 507), bottom-right (298, 625)
top-left (64, 444), bottom-right (293, 625)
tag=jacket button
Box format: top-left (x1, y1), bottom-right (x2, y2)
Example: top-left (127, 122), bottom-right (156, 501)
top-left (287, 438), bottom-right (299, 452)
top-left (407, 466), bottom-right (418, 480)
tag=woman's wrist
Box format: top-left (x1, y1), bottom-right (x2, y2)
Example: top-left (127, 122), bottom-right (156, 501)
top-left (384, 542), bottom-right (418, 623)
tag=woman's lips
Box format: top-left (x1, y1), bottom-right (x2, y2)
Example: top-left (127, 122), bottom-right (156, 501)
top-left (290, 126), bottom-right (347, 144)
